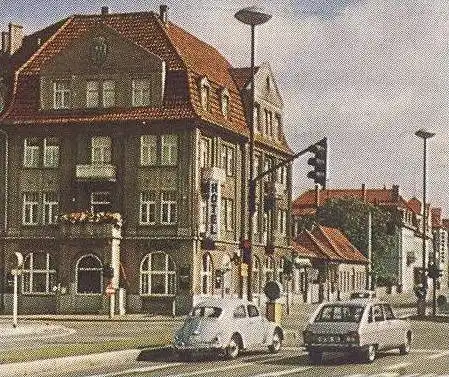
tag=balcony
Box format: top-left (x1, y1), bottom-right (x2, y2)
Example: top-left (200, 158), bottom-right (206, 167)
top-left (201, 167), bottom-right (226, 183)
top-left (60, 212), bottom-right (122, 239)
top-left (76, 164), bottom-right (116, 181)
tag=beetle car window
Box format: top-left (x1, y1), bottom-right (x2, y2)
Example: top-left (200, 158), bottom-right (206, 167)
top-left (191, 306), bottom-right (222, 318)
top-left (247, 305), bottom-right (259, 318)
top-left (383, 304), bottom-right (395, 320)
top-left (233, 305), bottom-right (247, 318)
top-left (316, 305), bottom-right (364, 323)
top-left (372, 305), bottom-right (384, 322)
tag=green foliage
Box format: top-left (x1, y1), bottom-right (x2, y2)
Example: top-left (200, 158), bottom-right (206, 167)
top-left (316, 197), bottom-right (399, 286)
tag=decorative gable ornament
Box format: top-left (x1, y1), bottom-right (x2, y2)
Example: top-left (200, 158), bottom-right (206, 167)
top-left (91, 36), bottom-right (108, 65)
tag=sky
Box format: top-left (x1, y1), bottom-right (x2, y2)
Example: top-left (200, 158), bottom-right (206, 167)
top-left (1, 0), bottom-right (449, 215)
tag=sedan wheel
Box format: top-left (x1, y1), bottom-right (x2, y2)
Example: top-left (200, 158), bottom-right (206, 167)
top-left (399, 334), bottom-right (411, 355)
top-left (226, 335), bottom-right (240, 360)
top-left (363, 344), bottom-right (376, 363)
top-left (268, 331), bottom-right (282, 354)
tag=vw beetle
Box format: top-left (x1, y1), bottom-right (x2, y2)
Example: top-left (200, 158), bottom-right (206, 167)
top-left (173, 297), bottom-right (284, 360)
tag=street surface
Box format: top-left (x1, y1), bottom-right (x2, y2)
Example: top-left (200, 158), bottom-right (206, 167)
top-left (3, 316), bottom-right (448, 377)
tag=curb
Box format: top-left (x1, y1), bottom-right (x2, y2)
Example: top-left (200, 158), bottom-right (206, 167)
top-left (0, 315), bottom-right (184, 323)
top-left (0, 348), bottom-right (142, 377)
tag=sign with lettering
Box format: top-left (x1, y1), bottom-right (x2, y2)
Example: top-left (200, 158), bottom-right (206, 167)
top-left (208, 179), bottom-right (220, 240)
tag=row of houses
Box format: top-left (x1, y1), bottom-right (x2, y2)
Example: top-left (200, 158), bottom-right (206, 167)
top-left (0, 6), bottom-right (446, 315)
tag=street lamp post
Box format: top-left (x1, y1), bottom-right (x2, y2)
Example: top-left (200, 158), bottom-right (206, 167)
top-left (235, 6), bottom-right (271, 301)
top-left (415, 128), bottom-right (435, 317)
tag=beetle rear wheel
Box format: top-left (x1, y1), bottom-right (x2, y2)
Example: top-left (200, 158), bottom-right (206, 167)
top-left (268, 330), bottom-right (282, 354)
top-left (226, 335), bottom-right (240, 359)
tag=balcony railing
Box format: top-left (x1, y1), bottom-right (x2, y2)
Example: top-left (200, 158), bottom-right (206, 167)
top-left (76, 164), bottom-right (116, 181)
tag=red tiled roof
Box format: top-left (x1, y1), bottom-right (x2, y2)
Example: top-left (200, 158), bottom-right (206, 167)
top-left (292, 186), bottom-right (412, 217)
top-left (0, 11), bottom-right (292, 154)
top-left (293, 225), bottom-right (368, 264)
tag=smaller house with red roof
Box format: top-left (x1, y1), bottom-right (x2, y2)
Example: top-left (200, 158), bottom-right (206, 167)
top-left (431, 207), bottom-right (449, 288)
top-left (292, 184), bottom-right (435, 294)
top-left (292, 225), bottom-right (368, 303)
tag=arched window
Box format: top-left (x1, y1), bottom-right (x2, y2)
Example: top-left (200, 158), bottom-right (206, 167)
top-left (76, 254), bottom-right (103, 294)
top-left (252, 256), bottom-right (261, 295)
top-left (201, 253), bottom-right (214, 295)
top-left (140, 252), bottom-right (176, 295)
top-left (22, 252), bottom-right (56, 294)
top-left (265, 256), bottom-right (275, 283)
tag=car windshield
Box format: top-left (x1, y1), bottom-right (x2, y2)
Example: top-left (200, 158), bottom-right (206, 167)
top-left (190, 306), bottom-right (222, 318)
top-left (315, 305), bottom-right (364, 323)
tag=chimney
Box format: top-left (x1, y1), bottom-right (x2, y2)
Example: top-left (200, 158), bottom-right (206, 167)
top-left (160, 5), bottom-right (169, 23)
top-left (361, 183), bottom-right (366, 203)
top-left (314, 184), bottom-right (320, 208)
top-left (392, 184), bottom-right (399, 202)
top-left (1, 31), bottom-right (9, 53)
top-left (101, 6), bottom-right (109, 15)
top-left (8, 23), bottom-right (23, 55)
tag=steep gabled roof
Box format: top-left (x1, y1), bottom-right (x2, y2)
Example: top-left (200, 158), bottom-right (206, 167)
top-left (0, 10), bottom-right (292, 154)
top-left (293, 225), bottom-right (368, 264)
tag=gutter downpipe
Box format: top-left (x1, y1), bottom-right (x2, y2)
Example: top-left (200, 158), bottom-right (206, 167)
top-left (0, 127), bottom-right (8, 313)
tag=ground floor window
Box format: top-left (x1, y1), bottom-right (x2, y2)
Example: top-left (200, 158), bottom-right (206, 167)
top-left (76, 254), bottom-right (103, 294)
top-left (22, 252), bottom-right (56, 294)
top-left (140, 252), bottom-right (176, 295)
top-left (201, 253), bottom-right (214, 295)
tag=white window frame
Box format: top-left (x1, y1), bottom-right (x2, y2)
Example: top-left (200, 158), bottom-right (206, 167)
top-left (265, 256), bottom-right (275, 283)
top-left (132, 79), bottom-right (151, 106)
top-left (140, 191), bottom-right (156, 225)
top-left (43, 138), bottom-right (59, 168)
top-left (200, 137), bottom-right (211, 168)
top-left (75, 254), bottom-right (103, 295)
top-left (161, 134), bottom-right (178, 165)
top-left (221, 88), bottom-right (230, 118)
top-left (278, 209), bottom-right (287, 236)
top-left (200, 198), bottom-right (208, 234)
top-left (53, 80), bottom-right (70, 109)
top-left (140, 135), bottom-right (157, 166)
top-left (91, 191), bottom-right (111, 213)
top-left (140, 252), bottom-right (176, 296)
top-left (22, 252), bottom-right (56, 295)
top-left (252, 256), bottom-right (261, 295)
top-left (102, 80), bottom-right (115, 108)
top-left (161, 192), bottom-right (177, 224)
top-left (91, 136), bottom-right (111, 164)
top-left (222, 198), bottom-right (234, 231)
top-left (199, 77), bottom-right (210, 111)
top-left (86, 80), bottom-right (99, 108)
top-left (253, 202), bottom-right (260, 235)
top-left (43, 192), bottom-right (59, 225)
top-left (22, 192), bottom-right (39, 225)
top-left (201, 253), bottom-right (213, 295)
top-left (221, 144), bottom-right (234, 177)
top-left (23, 138), bottom-right (39, 168)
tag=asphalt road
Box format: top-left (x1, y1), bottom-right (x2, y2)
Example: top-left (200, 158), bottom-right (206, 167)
top-left (14, 318), bottom-right (449, 377)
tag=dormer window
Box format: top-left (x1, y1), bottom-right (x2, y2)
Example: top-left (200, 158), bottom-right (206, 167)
top-left (199, 77), bottom-right (210, 112)
top-left (221, 88), bottom-right (230, 119)
top-left (132, 79), bottom-right (151, 107)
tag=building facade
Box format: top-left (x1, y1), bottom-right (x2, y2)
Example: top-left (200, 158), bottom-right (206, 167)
top-left (292, 184), bottom-right (436, 293)
top-left (0, 6), bottom-right (294, 315)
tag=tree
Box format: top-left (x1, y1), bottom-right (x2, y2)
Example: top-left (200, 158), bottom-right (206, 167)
top-left (315, 197), bottom-right (400, 286)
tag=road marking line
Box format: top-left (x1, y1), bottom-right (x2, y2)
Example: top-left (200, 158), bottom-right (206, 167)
top-left (426, 350), bottom-right (449, 360)
top-left (384, 362), bottom-right (412, 370)
top-left (84, 363), bottom-right (181, 377)
top-left (164, 362), bottom-right (259, 377)
top-left (249, 366), bottom-right (312, 377)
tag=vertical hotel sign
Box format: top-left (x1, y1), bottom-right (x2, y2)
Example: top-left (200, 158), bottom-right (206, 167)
top-left (208, 179), bottom-right (220, 240)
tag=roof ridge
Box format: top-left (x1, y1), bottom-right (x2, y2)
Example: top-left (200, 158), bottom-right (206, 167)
top-left (314, 226), bottom-right (345, 260)
top-left (0, 16), bottom-right (75, 122)
top-left (305, 229), bottom-right (336, 261)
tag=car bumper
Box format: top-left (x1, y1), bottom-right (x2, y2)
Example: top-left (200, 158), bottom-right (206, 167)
top-left (305, 343), bottom-right (367, 353)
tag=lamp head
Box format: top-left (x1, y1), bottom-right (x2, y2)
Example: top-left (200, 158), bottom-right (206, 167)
top-left (415, 128), bottom-right (435, 140)
top-left (235, 6), bottom-right (272, 26)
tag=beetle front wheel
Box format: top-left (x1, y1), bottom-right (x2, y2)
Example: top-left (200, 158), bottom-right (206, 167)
top-left (268, 330), bottom-right (282, 354)
top-left (226, 335), bottom-right (240, 359)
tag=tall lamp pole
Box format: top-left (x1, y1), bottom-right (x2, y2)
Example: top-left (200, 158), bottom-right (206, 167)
top-left (235, 6), bottom-right (271, 301)
top-left (415, 128), bottom-right (435, 317)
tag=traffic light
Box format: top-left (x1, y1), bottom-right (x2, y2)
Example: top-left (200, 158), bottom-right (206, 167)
top-left (306, 137), bottom-right (327, 189)
top-left (428, 263), bottom-right (443, 279)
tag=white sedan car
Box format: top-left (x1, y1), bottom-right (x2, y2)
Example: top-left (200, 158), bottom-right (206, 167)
top-left (173, 297), bottom-right (284, 360)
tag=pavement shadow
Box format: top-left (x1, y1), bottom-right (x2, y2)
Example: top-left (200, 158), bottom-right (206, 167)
top-left (137, 347), bottom-right (177, 362)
